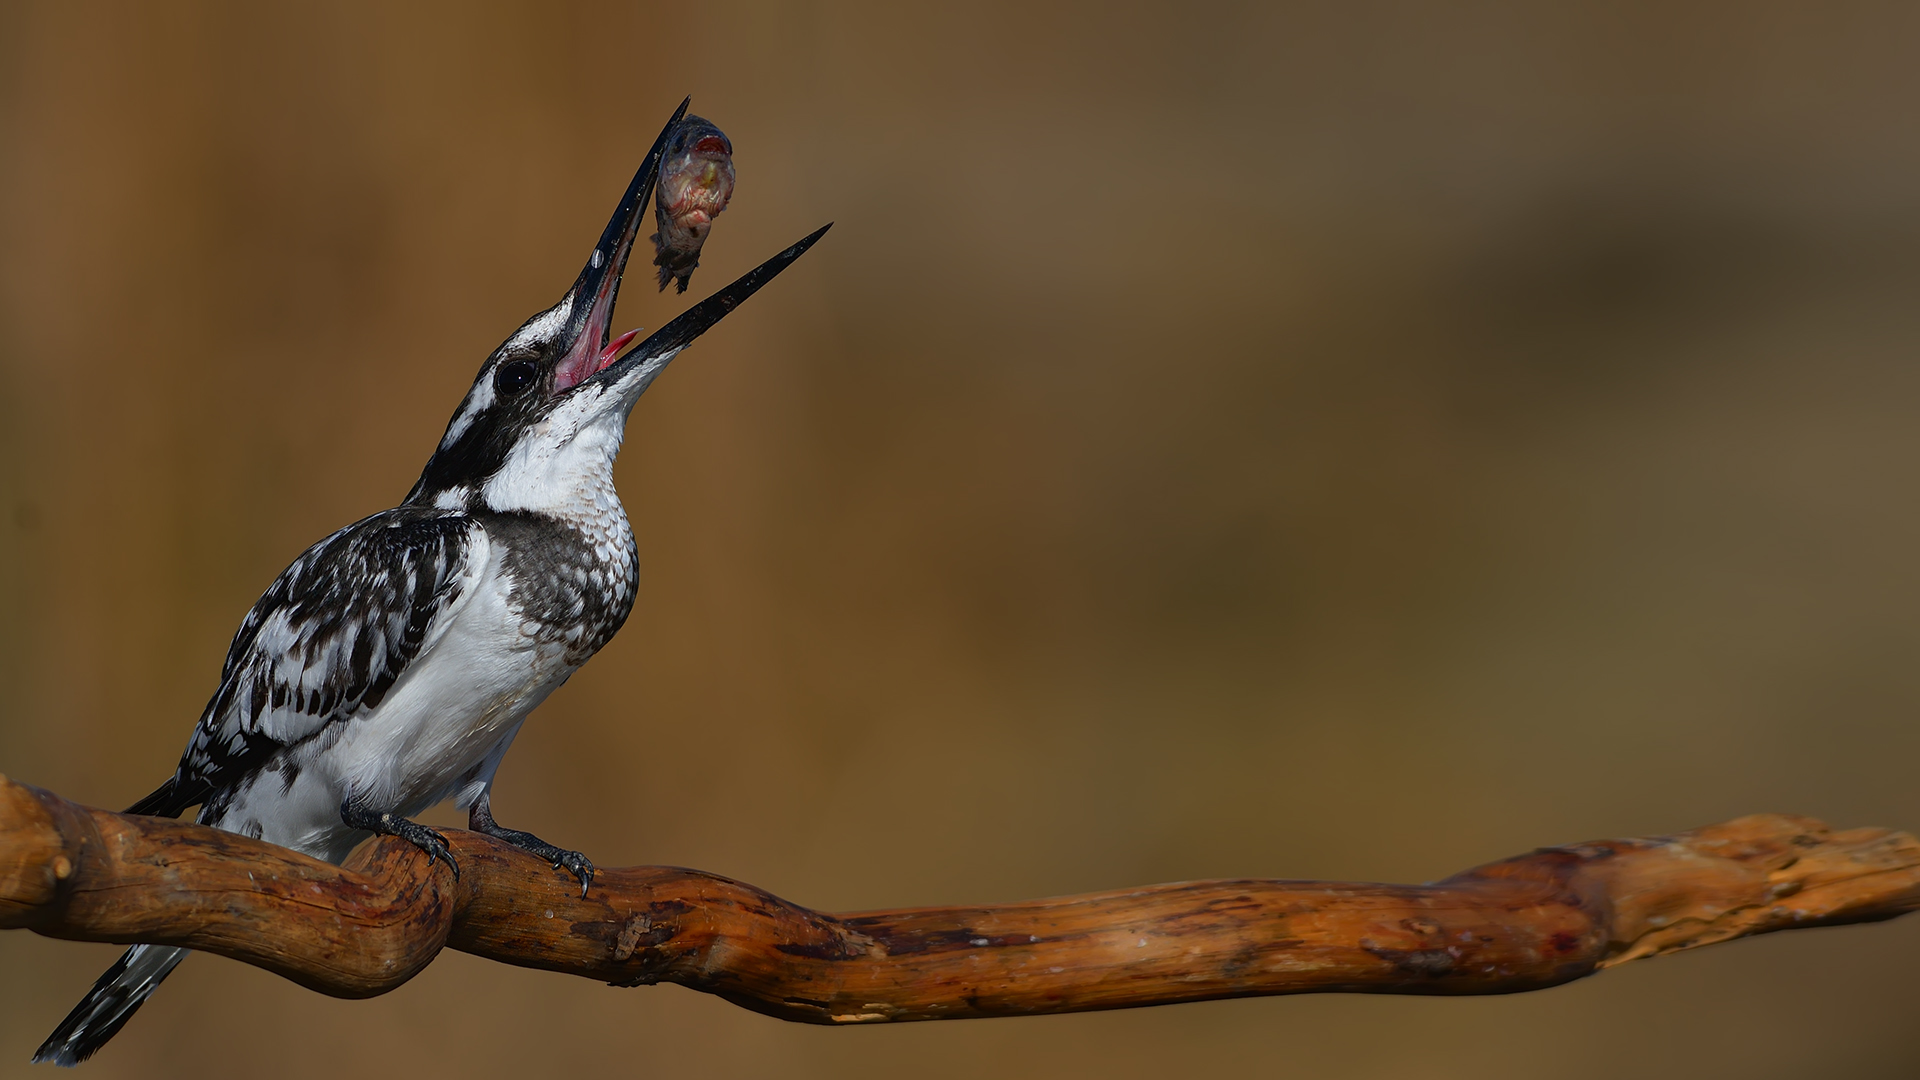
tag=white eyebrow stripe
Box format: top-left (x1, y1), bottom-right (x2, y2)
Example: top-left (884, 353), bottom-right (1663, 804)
top-left (441, 378), bottom-right (494, 447)
top-left (506, 295), bottom-right (573, 350)
top-left (444, 295), bottom-right (574, 449)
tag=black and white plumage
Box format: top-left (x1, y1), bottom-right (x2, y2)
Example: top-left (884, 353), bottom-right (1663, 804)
top-left (35, 98), bottom-right (830, 1067)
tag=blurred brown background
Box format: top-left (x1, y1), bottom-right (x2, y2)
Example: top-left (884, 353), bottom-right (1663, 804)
top-left (3, 1), bottom-right (1918, 1077)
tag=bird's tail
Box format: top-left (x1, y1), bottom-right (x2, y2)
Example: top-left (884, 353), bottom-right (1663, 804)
top-left (32, 944), bottom-right (190, 1066)
top-left (32, 776), bottom-right (202, 1065)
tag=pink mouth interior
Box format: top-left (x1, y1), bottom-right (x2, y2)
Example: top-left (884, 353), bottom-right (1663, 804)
top-left (693, 135), bottom-right (730, 155)
top-left (554, 325), bottom-right (641, 392)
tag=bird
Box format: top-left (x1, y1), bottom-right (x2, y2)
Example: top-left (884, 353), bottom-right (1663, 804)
top-left (33, 98), bottom-right (830, 1067)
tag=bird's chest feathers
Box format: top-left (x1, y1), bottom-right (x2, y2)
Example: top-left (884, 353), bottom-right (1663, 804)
top-left (473, 410), bottom-right (638, 662)
top-left (485, 501), bottom-right (637, 664)
top-left (359, 510), bottom-right (636, 811)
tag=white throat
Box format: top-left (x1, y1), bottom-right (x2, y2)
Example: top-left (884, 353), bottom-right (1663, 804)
top-left (481, 383), bottom-right (633, 524)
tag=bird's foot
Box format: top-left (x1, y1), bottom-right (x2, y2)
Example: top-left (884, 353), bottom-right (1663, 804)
top-left (469, 796), bottom-right (595, 897)
top-left (499, 830), bottom-right (594, 897)
top-left (340, 798), bottom-right (459, 879)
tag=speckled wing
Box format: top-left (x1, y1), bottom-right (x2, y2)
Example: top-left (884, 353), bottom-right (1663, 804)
top-left (175, 507), bottom-right (480, 800)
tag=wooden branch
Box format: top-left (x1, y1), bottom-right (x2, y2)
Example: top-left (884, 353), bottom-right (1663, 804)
top-left (4, 773), bottom-right (1917, 1022)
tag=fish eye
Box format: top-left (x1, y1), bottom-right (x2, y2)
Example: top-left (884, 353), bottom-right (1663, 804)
top-left (495, 360), bottom-right (538, 396)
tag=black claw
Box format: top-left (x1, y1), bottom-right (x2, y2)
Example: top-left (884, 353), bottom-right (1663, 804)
top-left (421, 830), bottom-right (459, 879)
top-left (341, 799), bottom-right (461, 880)
top-left (467, 795), bottom-right (594, 896)
top-left (535, 846), bottom-right (594, 896)
top-left (554, 853), bottom-right (595, 898)
top-left (389, 817), bottom-right (460, 879)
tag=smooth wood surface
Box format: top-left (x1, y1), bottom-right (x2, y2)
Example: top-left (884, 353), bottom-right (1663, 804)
top-left (3, 773), bottom-right (1916, 1022)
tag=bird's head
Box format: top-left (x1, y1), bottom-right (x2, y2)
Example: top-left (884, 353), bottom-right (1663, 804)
top-left (407, 100), bottom-right (828, 514)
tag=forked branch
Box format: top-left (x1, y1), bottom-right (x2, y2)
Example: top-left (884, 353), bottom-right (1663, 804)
top-left (3, 774), bottom-right (1916, 1022)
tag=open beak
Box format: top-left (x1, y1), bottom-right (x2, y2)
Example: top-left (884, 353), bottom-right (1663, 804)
top-left (553, 98), bottom-right (830, 399)
top-left (550, 98), bottom-right (689, 392)
top-left (590, 221), bottom-right (832, 402)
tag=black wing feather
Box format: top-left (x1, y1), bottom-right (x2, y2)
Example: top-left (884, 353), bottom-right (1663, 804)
top-left (174, 507), bottom-right (477, 798)
top-left (124, 777), bottom-right (203, 817)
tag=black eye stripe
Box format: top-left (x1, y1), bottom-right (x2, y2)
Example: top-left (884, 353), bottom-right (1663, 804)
top-left (495, 360), bottom-right (538, 396)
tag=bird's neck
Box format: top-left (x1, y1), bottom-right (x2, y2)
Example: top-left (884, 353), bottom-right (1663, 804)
top-left (524, 458), bottom-right (631, 557)
top-left (477, 408), bottom-right (629, 520)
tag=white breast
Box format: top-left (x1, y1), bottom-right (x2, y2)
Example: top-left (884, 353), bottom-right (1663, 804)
top-left (230, 529), bottom-right (584, 860)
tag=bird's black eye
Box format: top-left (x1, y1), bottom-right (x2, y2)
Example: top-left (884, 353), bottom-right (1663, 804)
top-left (495, 360), bottom-right (538, 396)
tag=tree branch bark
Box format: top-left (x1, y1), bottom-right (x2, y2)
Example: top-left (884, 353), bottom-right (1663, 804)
top-left (3, 774), bottom-right (1916, 1023)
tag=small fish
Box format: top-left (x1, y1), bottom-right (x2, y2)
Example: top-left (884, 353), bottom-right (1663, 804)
top-left (651, 115), bottom-right (736, 293)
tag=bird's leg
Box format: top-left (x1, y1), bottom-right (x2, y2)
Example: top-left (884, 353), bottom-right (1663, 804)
top-left (467, 790), bottom-right (595, 897)
top-left (339, 797), bottom-right (458, 879)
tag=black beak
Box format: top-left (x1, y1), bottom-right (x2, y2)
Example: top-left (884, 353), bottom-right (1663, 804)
top-left (555, 97), bottom-right (830, 398)
top-left (551, 97), bottom-right (689, 391)
top-left (590, 222), bottom-right (833, 400)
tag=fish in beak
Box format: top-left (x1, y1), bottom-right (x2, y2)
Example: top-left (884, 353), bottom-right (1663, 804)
top-left (651, 114), bottom-right (736, 294)
top-left (407, 98), bottom-right (829, 508)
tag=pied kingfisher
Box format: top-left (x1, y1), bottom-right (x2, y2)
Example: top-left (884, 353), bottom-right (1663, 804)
top-left (35, 98), bottom-right (828, 1067)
